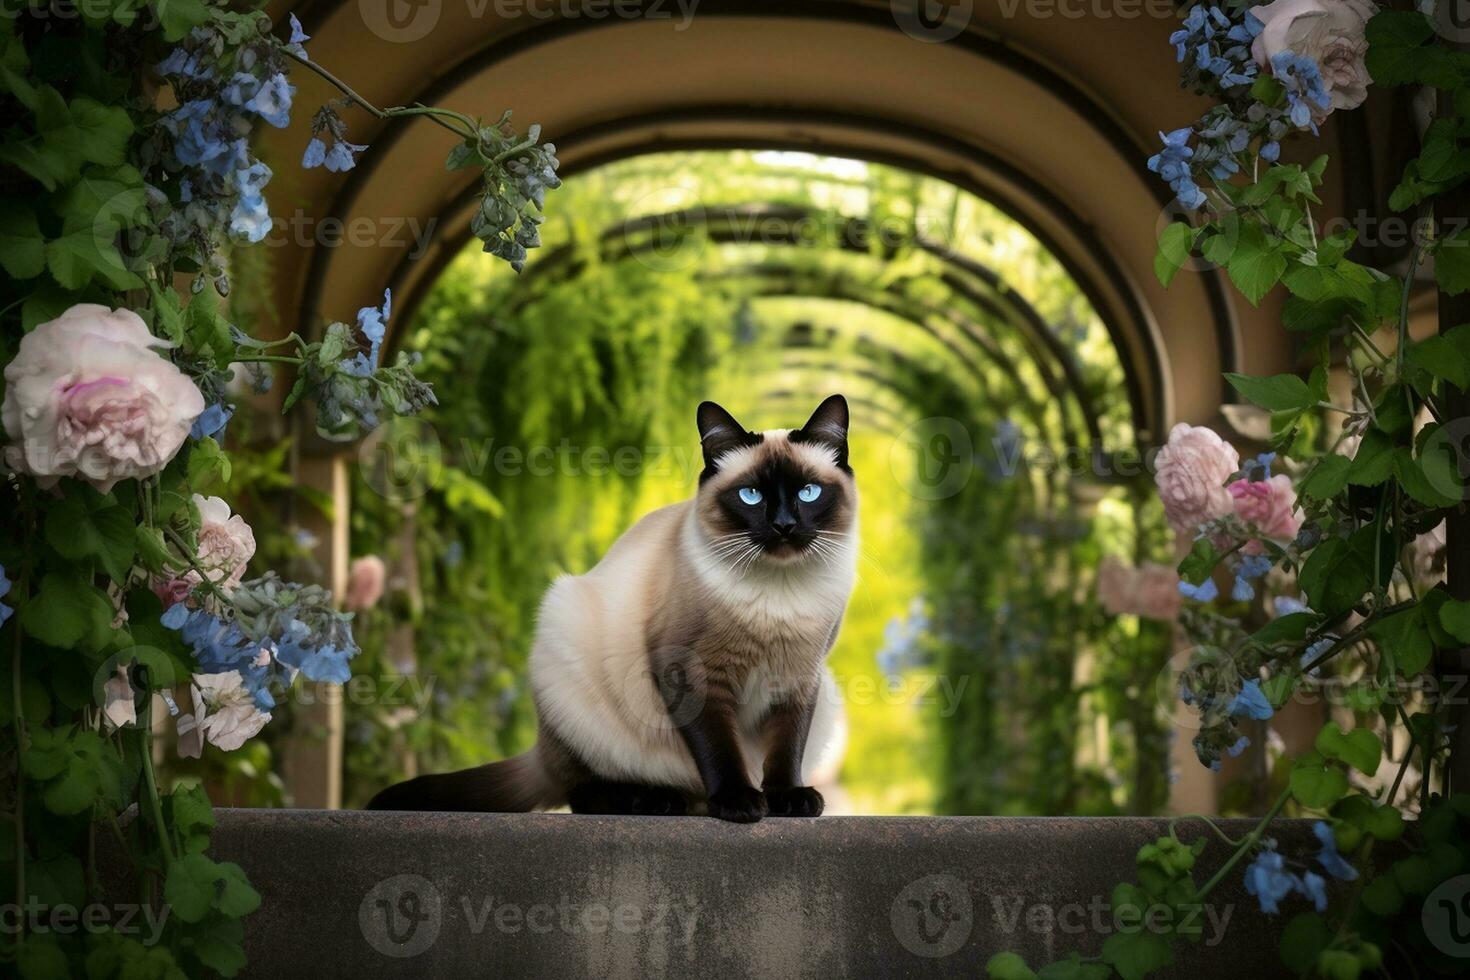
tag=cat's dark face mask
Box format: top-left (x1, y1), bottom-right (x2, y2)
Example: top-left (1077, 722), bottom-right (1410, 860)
top-left (695, 395), bottom-right (855, 566)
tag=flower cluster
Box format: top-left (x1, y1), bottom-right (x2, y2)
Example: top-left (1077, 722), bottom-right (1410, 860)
top-left (1243, 821), bottom-right (1358, 914)
top-left (1147, 2), bottom-right (1370, 209)
top-left (302, 104), bottom-right (368, 173)
top-left (163, 571), bottom-right (359, 751)
top-left (875, 597), bottom-right (931, 678)
top-left (154, 23), bottom-right (297, 255)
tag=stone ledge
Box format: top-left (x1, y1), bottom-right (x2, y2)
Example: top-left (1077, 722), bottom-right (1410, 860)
top-left (205, 809), bottom-right (1319, 978)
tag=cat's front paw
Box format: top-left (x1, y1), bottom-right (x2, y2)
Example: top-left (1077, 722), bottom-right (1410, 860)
top-left (764, 785), bottom-right (824, 818)
top-left (707, 785), bottom-right (768, 823)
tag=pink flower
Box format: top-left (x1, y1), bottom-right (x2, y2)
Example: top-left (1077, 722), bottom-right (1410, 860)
top-left (1097, 556), bottom-right (1182, 622)
top-left (1229, 474), bottom-right (1302, 543)
top-left (176, 671), bottom-right (271, 757)
top-left (1134, 563), bottom-right (1184, 622)
top-left (1154, 424), bottom-right (1240, 533)
top-left (2, 304), bottom-right (205, 492)
top-left (189, 495), bottom-right (256, 592)
top-left (1250, 0), bottom-right (1374, 113)
top-left (346, 555), bottom-right (387, 611)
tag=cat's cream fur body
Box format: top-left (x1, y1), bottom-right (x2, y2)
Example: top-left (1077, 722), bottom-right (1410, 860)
top-left (531, 431), bottom-right (856, 794)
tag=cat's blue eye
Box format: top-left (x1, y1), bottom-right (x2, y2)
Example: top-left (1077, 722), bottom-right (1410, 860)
top-left (739, 487), bottom-right (763, 505)
top-left (798, 483), bottom-right (822, 503)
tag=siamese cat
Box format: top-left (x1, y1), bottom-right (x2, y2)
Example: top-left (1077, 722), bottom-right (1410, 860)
top-left (368, 395), bottom-right (857, 822)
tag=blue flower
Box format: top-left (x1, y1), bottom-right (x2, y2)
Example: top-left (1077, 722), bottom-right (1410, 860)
top-left (1229, 678), bottom-right (1274, 720)
top-left (1244, 849), bottom-right (1297, 914)
top-left (302, 137), bottom-right (327, 169)
top-left (1259, 140), bottom-right (1281, 163)
top-left (1232, 574), bottom-right (1255, 602)
top-left (1255, 452), bottom-right (1277, 479)
top-left (1271, 51), bottom-right (1331, 133)
top-left (157, 47), bottom-right (212, 80)
top-left (1179, 577), bottom-right (1218, 602)
top-left (221, 72), bottom-right (261, 108)
top-left (0, 564), bottom-right (12, 627)
top-left (1313, 822), bottom-right (1359, 881)
top-left (324, 140), bottom-right (368, 173)
top-left (247, 73), bottom-right (294, 128)
top-left (1298, 870), bottom-right (1328, 912)
top-left (191, 403), bottom-right (234, 440)
top-left (1301, 636), bottom-right (1334, 672)
top-left (1227, 735), bottom-right (1250, 757)
top-left (162, 602), bottom-right (190, 630)
top-left (286, 14), bottom-right (311, 58)
top-left (357, 288), bottom-right (392, 364)
top-left (1148, 128), bottom-right (1207, 210)
top-left (230, 188), bottom-right (272, 243)
top-left (1274, 595), bottom-right (1310, 617)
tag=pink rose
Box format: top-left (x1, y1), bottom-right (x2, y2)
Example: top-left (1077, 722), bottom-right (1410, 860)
top-left (1229, 474), bottom-right (1302, 543)
top-left (1154, 424), bottom-right (1240, 533)
top-left (1097, 556), bottom-right (1181, 622)
top-left (1097, 556), bottom-right (1134, 615)
top-left (176, 671), bottom-right (271, 757)
top-left (1250, 0), bottom-right (1375, 113)
top-left (346, 555), bottom-right (387, 611)
top-left (2, 304), bottom-right (205, 492)
top-left (1134, 563), bottom-right (1183, 622)
top-left (190, 495), bottom-right (256, 592)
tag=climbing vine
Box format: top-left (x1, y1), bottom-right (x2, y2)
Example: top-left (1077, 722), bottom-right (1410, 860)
top-left (991, 2), bottom-right (1470, 977)
top-left (0, 1), bottom-right (557, 975)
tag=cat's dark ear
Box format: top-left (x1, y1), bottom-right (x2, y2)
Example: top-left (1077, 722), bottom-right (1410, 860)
top-left (791, 394), bottom-right (849, 470)
top-left (697, 401), bottom-right (759, 471)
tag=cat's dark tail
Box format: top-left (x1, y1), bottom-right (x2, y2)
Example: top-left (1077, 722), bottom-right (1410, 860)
top-left (366, 749), bottom-right (559, 812)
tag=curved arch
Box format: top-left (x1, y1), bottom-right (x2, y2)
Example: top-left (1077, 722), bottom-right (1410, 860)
top-left (270, 0), bottom-right (1260, 442)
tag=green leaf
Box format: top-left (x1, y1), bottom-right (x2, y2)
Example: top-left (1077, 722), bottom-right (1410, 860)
top-left (152, 0), bottom-right (211, 41)
top-left (1299, 454), bottom-right (1351, 500)
top-left (0, 204), bottom-right (45, 279)
top-left (1439, 227), bottom-right (1470, 296)
top-left (45, 227), bottom-right (143, 290)
top-left (1405, 334), bottom-right (1470, 392)
top-left (1245, 611), bottom-right (1316, 650)
top-left (1176, 536), bottom-right (1219, 586)
top-left (1370, 605), bottom-right (1434, 676)
top-left (187, 436), bottom-right (231, 492)
top-left (214, 862), bottom-right (260, 917)
top-left (987, 953), bottom-right (1038, 980)
top-left (1102, 931), bottom-right (1174, 980)
top-left (19, 571), bottom-right (114, 650)
top-left (1395, 446), bottom-right (1462, 508)
top-left (1155, 222), bottom-right (1195, 287)
top-left (1290, 752), bottom-right (1349, 808)
top-left (1347, 429), bottom-right (1395, 486)
top-left (1363, 10), bottom-right (1434, 86)
top-left (188, 914), bottom-right (247, 977)
top-left (43, 490), bottom-right (136, 584)
top-left (1225, 372), bottom-right (1315, 412)
top-left (1440, 597), bottom-right (1470, 642)
top-left (164, 852), bottom-right (221, 923)
top-left (1226, 224), bottom-right (1286, 304)
top-left (1361, 875), bottom-right (1402, 916)
top-left (1280, 912), bottom-right (1330, 974)
top-left (1315, 722), bottom-right (1382, 777)
top-left (167, 783), bottom-right (215, 854)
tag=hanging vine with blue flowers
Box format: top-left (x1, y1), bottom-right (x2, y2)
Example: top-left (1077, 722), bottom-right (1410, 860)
top-left (0, 1), bottom-right (558, 975)
top-left (992, 1), bottom-right (1470, 977)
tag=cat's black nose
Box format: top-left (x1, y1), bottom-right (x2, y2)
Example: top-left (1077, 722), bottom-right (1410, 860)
top-left (772, 518), bottom-right (797, 537)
